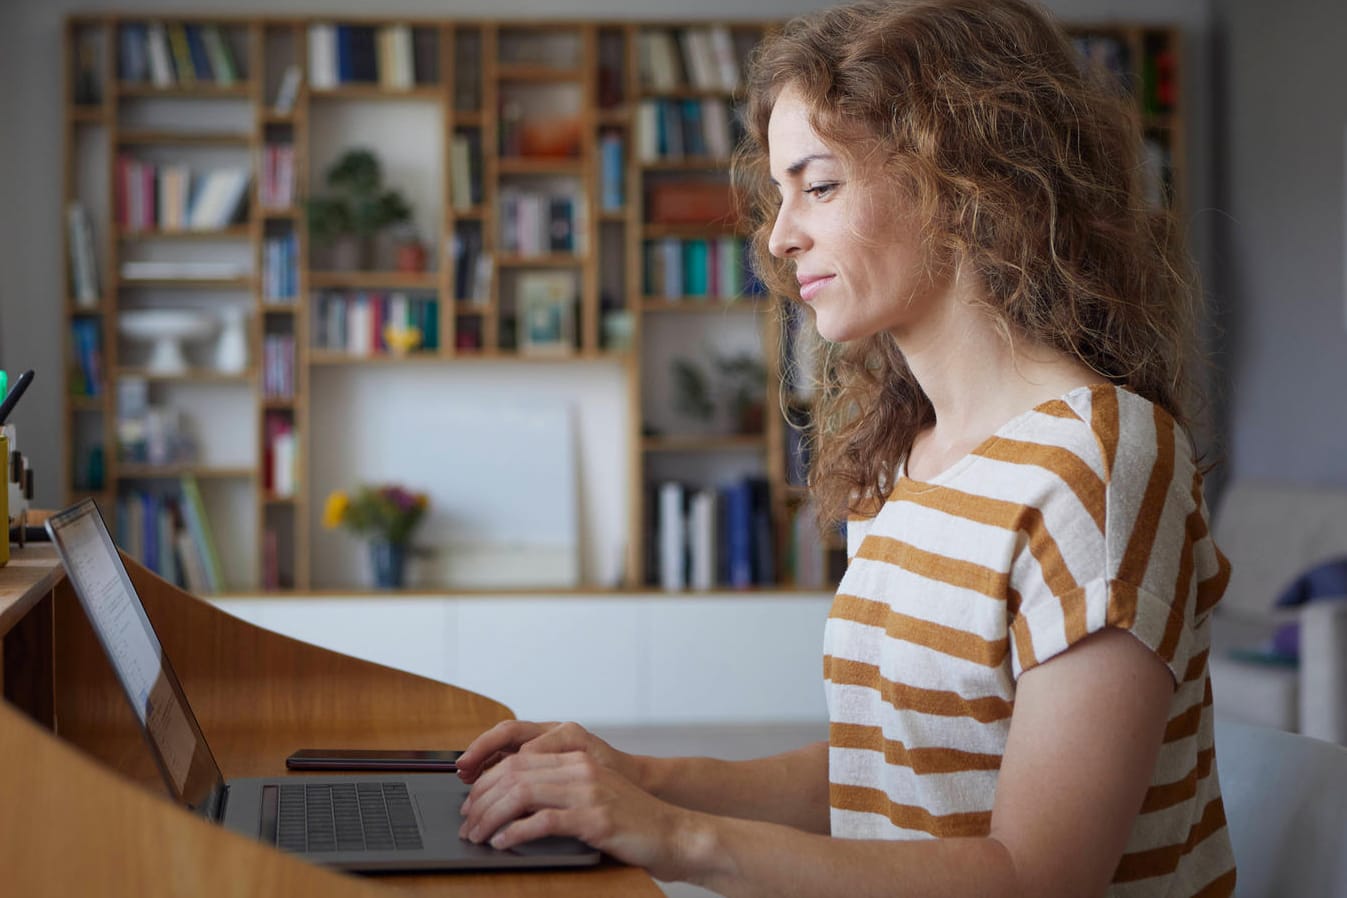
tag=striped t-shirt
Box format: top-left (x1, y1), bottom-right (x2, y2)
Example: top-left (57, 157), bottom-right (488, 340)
top-left (823, 384), bottom-right (1236, 896)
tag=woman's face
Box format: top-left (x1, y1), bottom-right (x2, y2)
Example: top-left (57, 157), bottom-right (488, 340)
top-left (766, 86), bottom-right (951, 343)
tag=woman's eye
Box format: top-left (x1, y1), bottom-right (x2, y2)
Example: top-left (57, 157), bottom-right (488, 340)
top-left (804, 182), bottom-right (839, 199)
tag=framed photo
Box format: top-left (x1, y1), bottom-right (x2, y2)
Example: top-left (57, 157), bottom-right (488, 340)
top-left (516, 271), bottom-right (576, 355)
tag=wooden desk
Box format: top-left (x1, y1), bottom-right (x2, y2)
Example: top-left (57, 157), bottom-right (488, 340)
top-left (0, 545), bottom-right (661, 897)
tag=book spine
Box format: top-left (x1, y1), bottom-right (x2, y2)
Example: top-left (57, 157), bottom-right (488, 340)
top-left (659, 481), bottom-right (686, 592)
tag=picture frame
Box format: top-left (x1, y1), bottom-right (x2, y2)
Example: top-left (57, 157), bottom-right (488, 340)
top-left (516, 271), bottom-right (576, 355)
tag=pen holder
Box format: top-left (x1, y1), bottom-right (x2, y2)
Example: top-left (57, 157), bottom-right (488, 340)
top-left (1, 431), bottom-right (8, 566)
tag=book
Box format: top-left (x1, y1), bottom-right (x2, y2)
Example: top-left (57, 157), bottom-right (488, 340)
top-left (688, 488), bottom-right (718, 590)
top-left (184, 25), bottom-right (213, 82)
top-left (659, 481), bottom-right (687, 592)
top-left (178, 475), bottom-right (225, 593)
top-left (307, 24), bottom-right (337, 90)
top-left (200, 24), bottom-right (237, 85)
top-left (66, 202), bottom-right (99, 307)
top-left (166, 23), bottom-right (196, 86)
top-left (599, 131), bottom-right (624, 211)
top-left (273, 64), bottom-right (301, 113)
top-left (145, 23), bottom-right (175, 87)
top-left (187, 168), bottom-right (249, 231)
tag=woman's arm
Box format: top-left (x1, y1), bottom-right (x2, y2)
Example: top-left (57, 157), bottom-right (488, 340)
top-left (638, 741), bottom-right (830, 834)
top-left (463, 627), bottom-right (1174, 898)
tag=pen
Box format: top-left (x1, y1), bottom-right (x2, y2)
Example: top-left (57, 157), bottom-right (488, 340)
top-left (0, 369), bottom-right (33, 425)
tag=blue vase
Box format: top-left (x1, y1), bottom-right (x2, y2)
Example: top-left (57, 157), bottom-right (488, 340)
top-left (370, 540), bottom-right (407, 589)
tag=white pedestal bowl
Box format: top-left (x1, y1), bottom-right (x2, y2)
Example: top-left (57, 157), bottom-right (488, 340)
top-left (119, 309), bottom-right (218, 375)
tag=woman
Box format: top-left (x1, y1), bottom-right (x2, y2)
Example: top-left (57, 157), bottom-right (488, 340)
top-left (457, 1), bottom-right (1236, 894)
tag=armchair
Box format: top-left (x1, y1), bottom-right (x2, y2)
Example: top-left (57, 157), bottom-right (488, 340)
top-left (1209, 481), bottom-right (1347, 745)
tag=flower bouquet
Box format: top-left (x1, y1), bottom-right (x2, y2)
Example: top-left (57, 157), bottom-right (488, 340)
top-left (323, 483), bottom-right (429, 587)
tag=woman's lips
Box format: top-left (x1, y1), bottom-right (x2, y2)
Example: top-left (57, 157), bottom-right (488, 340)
top-left (798, 275), bottom-right (834, 302)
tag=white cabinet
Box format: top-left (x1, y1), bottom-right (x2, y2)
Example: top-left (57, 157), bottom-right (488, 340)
top-left (210, 592), bottom-right (834, 726)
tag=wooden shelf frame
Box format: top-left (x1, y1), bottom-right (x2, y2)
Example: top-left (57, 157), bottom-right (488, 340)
top-left (59, 14), bottom-right (1184, 595)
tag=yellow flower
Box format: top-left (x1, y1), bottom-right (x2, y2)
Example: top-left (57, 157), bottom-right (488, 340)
top-left (323, 490), bottom-right (350, 529)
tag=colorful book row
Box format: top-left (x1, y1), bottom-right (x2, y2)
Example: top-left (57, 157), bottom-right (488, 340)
top-left (648, 476), bottom-right (775, 591)
top-left (114, 475), bottom-right (225, 595)
top-left (118, 22), bottom-right (241, 87)
top-left (642, 236), bottom-right (764, 300)
top-left (311, 292), bottom-right (440, 356)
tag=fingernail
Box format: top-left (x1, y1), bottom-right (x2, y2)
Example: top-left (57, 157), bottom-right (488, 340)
top-left (468, 828), bottom-right (481, 843)
top-left (458, 823), bottom-right (467, 839)
top-left (490, 834), bottom-right (505, 849)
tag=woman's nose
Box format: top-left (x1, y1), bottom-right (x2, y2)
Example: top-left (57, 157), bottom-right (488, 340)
top-left (768, 202), bottom-right (807, 258)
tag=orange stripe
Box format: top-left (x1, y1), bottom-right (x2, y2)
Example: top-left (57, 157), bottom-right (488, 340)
top-left (1164, 697), bottom-right (1205, 743)
top-left (1114, 796), bottom-right (1229, 882)
top-left (1183, 650), bottom-right (1209, 684)
top-left (1091, 385), bottom-right (1120, 481)
top-left (1159, 506), bottom-right (1200, 660)
top-left (829, 723), bottom-right (1002, 773)
top-left (830, 593), bottom-right (1007, 667)
top-left (1192, 868), bottom-right (1237, 898)
top-left (1195, 548), bottom-right (1230, 618)
top-left (823, 655), bottom-right (1013, 723)
top-left (1036, 399), bottom-right (1081, 419)
top-left (853, 535), bottom-right (1011, 599)
top-left (1140, 746), bottom-right (1216, 813)
top-left (1009, 604), bottom-right (1038, 671)
top-left (894, 487), bottom-right (1082, 641)
top-left (973, 438), bottom-right (1106, 534)
top-left (1117, 404), bottom-right (1177, 587)
top-left (1109, 580), bottom-right (1142, 630)
top-left (829, 783), bottom-right (991, 838)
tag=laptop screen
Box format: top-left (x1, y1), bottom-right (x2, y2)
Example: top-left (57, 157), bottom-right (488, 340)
top-left (47, 499), bottom-right (226, 816)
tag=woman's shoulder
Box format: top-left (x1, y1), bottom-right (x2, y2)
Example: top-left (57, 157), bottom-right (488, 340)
top-left (1029, 383), bottom-right (1194, 480)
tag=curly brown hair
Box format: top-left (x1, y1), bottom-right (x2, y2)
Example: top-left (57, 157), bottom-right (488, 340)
top-left (736, 0), bottom-right (1203, 525)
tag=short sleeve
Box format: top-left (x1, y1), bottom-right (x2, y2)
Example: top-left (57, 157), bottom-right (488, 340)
top-left (1007, 395), bottom-right (1225, 684)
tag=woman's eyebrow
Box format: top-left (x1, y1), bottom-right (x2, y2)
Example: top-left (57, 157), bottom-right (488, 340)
top-left (770, 153), bottom-right (837, 186)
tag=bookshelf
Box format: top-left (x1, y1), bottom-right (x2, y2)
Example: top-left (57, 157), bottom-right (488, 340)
top-left (60, 15), bottom-right (1185, 595)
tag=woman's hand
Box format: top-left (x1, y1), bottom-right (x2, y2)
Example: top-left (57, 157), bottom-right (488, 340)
top-left (455, 720), bottom-right (644, 788)
top-left (458, 746), bottom-right (707, 882)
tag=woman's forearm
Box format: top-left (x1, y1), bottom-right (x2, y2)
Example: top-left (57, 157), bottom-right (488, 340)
top-left (634, 740), bottom-right (831, 834)
top-left (680, 815), bottom-right (1022, 898)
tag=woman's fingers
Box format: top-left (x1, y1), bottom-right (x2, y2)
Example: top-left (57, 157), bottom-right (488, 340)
top-left (460, 753), bottom-right (592, 845)
top-left (455, 720), bottom-right (555, 782)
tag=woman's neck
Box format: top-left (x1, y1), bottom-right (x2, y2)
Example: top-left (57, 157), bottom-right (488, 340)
top-left (895, 295), bottom-right (1107, 481)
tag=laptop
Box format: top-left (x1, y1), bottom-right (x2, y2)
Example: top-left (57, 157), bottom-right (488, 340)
top-left (45, 498), bottom-right (601, 873)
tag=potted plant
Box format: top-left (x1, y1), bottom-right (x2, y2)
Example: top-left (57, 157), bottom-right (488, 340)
top-left (306, 148), bottom-right (412, 270)
top-left (322, 482), bottom-right (430, 588)
top-left (715, 352), bottom-right (767, 435)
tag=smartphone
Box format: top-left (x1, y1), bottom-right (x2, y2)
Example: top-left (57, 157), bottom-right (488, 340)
top-left (285, 748), bottom-right (463, 772)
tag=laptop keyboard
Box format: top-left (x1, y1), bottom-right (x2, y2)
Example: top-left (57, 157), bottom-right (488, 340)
top-left (262, 782), bottom-right (424, 853)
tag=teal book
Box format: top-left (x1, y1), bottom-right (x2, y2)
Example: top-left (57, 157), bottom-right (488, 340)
top-left (683, 239), bottom-right (709, 298)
